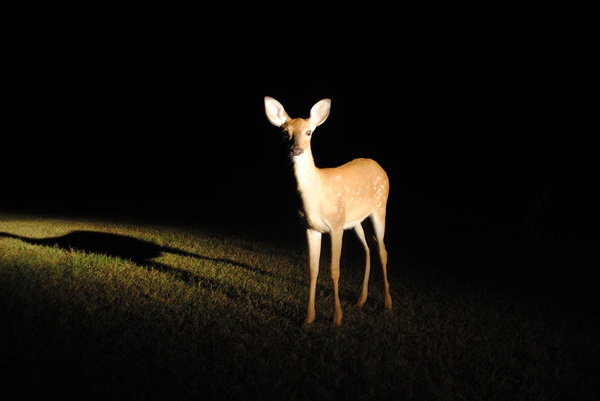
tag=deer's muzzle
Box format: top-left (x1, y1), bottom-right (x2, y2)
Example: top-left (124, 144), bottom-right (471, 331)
top-left (291, 145), bottom-right (304, 156)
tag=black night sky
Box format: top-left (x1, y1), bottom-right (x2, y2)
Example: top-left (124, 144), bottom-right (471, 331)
top-left (3, 17), bottom-right (597, 277)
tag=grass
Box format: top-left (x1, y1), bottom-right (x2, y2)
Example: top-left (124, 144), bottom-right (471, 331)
top-left (0, 211), bottom-right (598, 401)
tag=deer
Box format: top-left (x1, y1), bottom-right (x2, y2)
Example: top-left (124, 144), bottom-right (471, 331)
top-left (264, 96), bottom-right (392, 327)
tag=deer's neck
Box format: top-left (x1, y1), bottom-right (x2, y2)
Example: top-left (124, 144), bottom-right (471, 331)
top-left (292, 151), bottom-right (323, 210)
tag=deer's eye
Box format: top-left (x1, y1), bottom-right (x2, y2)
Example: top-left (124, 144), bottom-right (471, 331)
top-left (306, 130), bottom-right (312, 136)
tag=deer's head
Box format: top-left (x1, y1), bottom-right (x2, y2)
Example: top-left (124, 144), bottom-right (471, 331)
top-left (264, 96), bottom-right (331, 157)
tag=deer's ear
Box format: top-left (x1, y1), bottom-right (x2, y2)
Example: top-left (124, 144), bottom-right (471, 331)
top-left (264, 96), bottom-right (290, 127)
top-left (309, 98), bottom-right (331, 127)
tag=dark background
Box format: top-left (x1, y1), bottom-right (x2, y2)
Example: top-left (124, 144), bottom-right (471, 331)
top-left (3, 13), bottom-right (597, 273)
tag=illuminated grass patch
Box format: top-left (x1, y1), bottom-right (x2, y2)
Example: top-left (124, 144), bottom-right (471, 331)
top-left (0, 213), bottom-right (598, 400)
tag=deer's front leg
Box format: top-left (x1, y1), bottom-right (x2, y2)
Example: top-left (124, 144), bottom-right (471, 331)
top-left (330, 228), bottom-right (344, 327)
top-left (305, 228), bottom-right (322, 326)
top-left (353, 223), bottom-right (371, 308)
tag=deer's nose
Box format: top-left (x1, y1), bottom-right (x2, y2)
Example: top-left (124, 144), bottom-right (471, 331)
top-left (291, 145), bottom-right (304, 156)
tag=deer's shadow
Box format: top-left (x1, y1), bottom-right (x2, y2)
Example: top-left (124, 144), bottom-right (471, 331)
top-left (0, 230), bottom-right (273, 286)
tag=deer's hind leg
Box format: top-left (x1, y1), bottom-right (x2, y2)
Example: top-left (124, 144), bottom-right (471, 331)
top-left (370, 209), bottom-right (392, 310)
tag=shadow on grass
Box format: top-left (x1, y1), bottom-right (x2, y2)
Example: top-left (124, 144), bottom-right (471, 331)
top-left (0, 230), bottom-right (275, 287)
